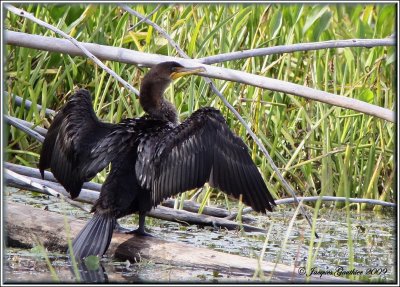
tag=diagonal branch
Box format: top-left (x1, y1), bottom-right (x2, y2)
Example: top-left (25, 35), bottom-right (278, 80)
top-left (120, 5), bottom-right (318, 236)
top-left (127, 4), bottom-right (162, 32)
top-left (7, 92), bottom-right (55, 117)
top-left (5, 30), bottom-right (394, 123)
top-left (5, 4), bottom-right (139, 97)
top-left (5, 115), bottom-right (45, 143)
top-left (5, 115), bottom-right (48, 137)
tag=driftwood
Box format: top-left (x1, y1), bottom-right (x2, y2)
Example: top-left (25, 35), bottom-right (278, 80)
top-left (5, 201), bottom-right (348, 282)
top-left (7, 91), bottom-right (55, 117)
top-left (5, 162), bottom-right (101, 196)
top-left (8, 161), bottom-right (389, 236)
top-left (6, 161), bottom-right (395, 208)
top-left (4, 29), bottom-right (395, 122)
top-left (5, 170), bottom-right (266, 233)
top-left (161, 199), bottom-right (231, 218)
top-left (5, 115), bottom-right (45, 143)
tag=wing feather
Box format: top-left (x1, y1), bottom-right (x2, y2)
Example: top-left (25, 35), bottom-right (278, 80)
top-left (39, 89), bottom-right (138, 198)
top-left (136, 107), bottom-right (275, 213)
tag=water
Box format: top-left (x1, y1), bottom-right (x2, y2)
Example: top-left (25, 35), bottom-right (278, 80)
top-left (4, 188), bottom-right (396, 283)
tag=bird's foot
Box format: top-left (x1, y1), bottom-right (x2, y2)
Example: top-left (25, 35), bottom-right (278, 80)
top-left (114, 223), bottom-right (134, 234)
top-left (125, 228), bottom-right (153, 237)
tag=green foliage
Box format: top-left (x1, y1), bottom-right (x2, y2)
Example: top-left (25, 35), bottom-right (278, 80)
top-left (5, 4), bottom-right (395, 208)
top-left (84, 255), bottom-right (101, 271)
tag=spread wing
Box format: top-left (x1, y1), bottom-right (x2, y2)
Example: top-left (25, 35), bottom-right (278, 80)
top-left (39, 89), bottom-right (137, 198)
top-left (136, 107), bottom-right (276, 213)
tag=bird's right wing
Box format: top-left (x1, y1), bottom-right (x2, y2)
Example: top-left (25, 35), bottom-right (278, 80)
top-left (39, 89), bottom-right (137, 198)
top-left (136, 107), bottom-right (276, 213)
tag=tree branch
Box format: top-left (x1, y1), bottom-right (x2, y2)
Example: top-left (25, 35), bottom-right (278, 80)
top-left (198, 38), bottom-right (396, 64)
top-left (275, 196), bottom-right (395, 207)
top-left (5, 115), bottom-right (48, 137)
top-left (127, 5), bottom-right (162, 32)
top-left (5, 5), bottom-right (139, 97)
top-left (5, 170), bottom-right (267, 233)
top-left (6, 91), bottom-right (55, 117)
top-left (5, 161), bottom-right (102, 192)
top-left (5, 115), bottom-right (45, 143)
top-left (6, 161), bottom-right (395, 224)
top-left (121, 5), bottom-right (319, 238)
top-left (225, 197), bottom-right (396, 220)
top-left (5, 30), bottom-right (394, 122)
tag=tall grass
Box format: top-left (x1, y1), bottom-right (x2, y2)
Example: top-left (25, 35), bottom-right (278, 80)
top-left (4, 5), bottom-right (396, 283)
top-left (5, 4), bottom-right (395, 207)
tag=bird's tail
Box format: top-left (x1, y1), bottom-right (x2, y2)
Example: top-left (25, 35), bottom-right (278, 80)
top-left (70, 213), bottom-right (116, 260)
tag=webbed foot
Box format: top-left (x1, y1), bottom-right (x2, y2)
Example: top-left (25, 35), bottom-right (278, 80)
top-left (114, 223), bottom-right (134, 234)
top-left (126, 228), bottom-right (153, 237)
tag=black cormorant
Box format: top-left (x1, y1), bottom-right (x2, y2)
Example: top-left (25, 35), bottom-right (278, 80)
top-left (39, 61), bottom-right (276, 260)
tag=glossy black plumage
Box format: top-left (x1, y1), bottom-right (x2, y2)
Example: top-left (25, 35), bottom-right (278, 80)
top-left (39, 61), bottom-right (276, 260)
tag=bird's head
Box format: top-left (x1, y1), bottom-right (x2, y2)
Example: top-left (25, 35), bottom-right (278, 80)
top-left (144, 61), bottom-right (205, 83)
top-left (139, 62), bottom-right (205, 123)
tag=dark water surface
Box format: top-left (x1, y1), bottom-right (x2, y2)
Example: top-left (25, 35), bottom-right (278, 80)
top-left (4, 188), bottom-right (396, 283)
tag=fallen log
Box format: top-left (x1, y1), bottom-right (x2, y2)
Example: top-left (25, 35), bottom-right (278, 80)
top-left (5, 115), bottom-right (45, 143)
top-left (5, 162), bottom-right (102, 192)
top-left (161, 198), bottom-right (230, 217)
top-left (5, 201), bottom-right (348, 282)
top-left (5, 162), bottom-right (234, 218)
top-left (7, 161), bottom-right (395, 213)
top-left (5, 172), bottom-right (266, 233)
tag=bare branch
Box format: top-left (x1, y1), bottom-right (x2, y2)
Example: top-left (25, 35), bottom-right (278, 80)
top-left (121, 5), bottom-right (318, 237)
top-left (5, 161), bottom-right (102, 192)
top-left (5, 162), bottom-right (235, 219)
top-left (198, 38), bottom-right (396, 64)
top-left (5, 5), bottom-right (139, 97)
top-left (5, 169), bottom-right (91, 212)
top-left (6, 161), bottom-right (395, 225)
top-left (275, 196), bottom-right (395, 207)
top-left (5, 169), bottom-right (99, 204)
top-left (5, 170), bottom-right (267, 233)
top-left (127, 5), bottom-right (162, 31)
top-left (5, 115), bottom-right (45, 143)
top-left (5, 30), bottom-right (394, 122)
top-left (226, 197), bottom-right (396, 220)
top-left (5, 115), bottom-right (48, 137)
top-left (6, 91), bottom-right (55, 117)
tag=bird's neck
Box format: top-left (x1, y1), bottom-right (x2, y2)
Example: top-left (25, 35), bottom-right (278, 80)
top-left (139, 80), bottom-right (178, 124)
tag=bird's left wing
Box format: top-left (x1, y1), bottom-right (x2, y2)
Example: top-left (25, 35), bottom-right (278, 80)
top-left (39, 89), bottom-right (139, 198)
top-left (136, 107), bottom-right (276, 213)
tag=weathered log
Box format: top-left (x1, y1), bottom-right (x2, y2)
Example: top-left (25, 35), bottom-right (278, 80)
top-left (5, 170), bottom-right (99, 204)
top-left (149, 206), bottom-right (262, 232)
top-left (161, 199), bottom-right (231, 217)
top-left (6, 162), bottom-right (234, 218)
top-left (7, 161), bottom-right (395, 214)
top-left (5, 115), bottom-right (45, 143)
top-left (6, 115), bottom-right (49, 136)
top-left (5, 201), bottom-right (348, 282)
top-left (5, 173), bottom-right (266, 233)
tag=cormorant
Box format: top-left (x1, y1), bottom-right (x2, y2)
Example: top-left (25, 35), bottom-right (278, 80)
top-left (39, 61), bottom-right (276, 260)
